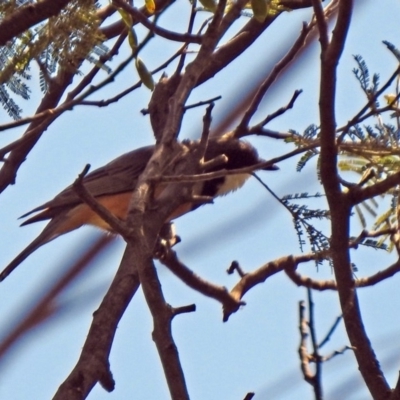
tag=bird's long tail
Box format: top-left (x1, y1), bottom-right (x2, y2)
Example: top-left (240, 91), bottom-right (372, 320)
top-left (0, 223), bottom-right (59, 282)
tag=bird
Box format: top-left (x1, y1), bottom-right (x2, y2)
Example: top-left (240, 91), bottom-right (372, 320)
top-left (0, 137), bottom-right (277, 281)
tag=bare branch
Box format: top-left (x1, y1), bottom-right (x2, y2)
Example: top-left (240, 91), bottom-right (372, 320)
top-left (53, 245), bottom-right (142, 399)
top-left (311, 0), bottom-right (329, 50)
top-left (112, 0), bottom-right (202, 44)
top-left (316, 0), bottom-right (391, 396)
top-left (243, 392), bottom-right (255, 400)
top-left (198, 0), bottom-right (316, 86)
top-left (159, 249), bottom-right (244, 322)
top-left (227, 260), bottom-right (246, 277)
top-left (140, 255), bottom-right (190, 399)
top-left (306, 289), bottom-right (323, 400)
top-left (390, 373), bottom-right (400, 400)
top-left (248, 90), bottom-right (303, 135)
top-left (285, 266), bottom-right (337, 291)
top-left (72, 165), bottom-right (130, 237)
top-left (172, 304), bottom-right (196, 317)
top-left (298, 300), bottom-right (315, 384)
top-left (184, 96), bottom-right (222, 111)
top-left (227, 254), bottom-right (317, 319)
top-left (0, 0), bottom-right (171, 194)
top-left (318, 316), bottom-right (343, 349)
top-left (322, 346), bottom-right (354, 362)
top-left (235, 22), bottom-right (310, 136)
top-left (160, 0), bottom-right (228, 144)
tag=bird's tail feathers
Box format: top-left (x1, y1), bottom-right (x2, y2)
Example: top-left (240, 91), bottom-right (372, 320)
top-left (0, 225), bottom-right (59, 282)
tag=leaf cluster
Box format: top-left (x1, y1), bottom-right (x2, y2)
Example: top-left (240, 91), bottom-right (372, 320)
top-left (281, 192), bottom-right (330, 260)
top-left (0, 0), bottom-right (105, 118)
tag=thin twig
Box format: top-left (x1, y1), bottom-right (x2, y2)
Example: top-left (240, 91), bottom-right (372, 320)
top-left (152, 143), bottom-right (319, 185)
top-left (235, 24), bottom-right (310, 136)
top-left (159, 249), bottom-right (244, 322)
top-left (73, 165), bottom-right (130, 238)
top-left (113, 0), bottom-right (202, 44)
top-left (307, 288), bottom-right (323, 399)
top-left (318, 315), bottom-right (343, 348)
top-left (184, 96), bottom-right (222, 111)
top-left (249, 89), bottom-right (303, 133)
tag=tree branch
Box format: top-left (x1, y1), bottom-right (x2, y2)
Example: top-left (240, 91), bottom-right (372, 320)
top-left (112, 0), bottom-right (202, 44)
top-left (0, 0), bottom-right (72, 45)
top-left (316, 0), bottom-right (391, 397)
top-left (159, 249), bottom-right (244, 321)
top-left (53, 245), bottom-right (141, 399)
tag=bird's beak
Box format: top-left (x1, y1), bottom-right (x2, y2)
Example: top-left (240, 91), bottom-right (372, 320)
top-left (258, 159), bottom-right (279, 171)
top-left (263, 164), bottom-right (279, 171)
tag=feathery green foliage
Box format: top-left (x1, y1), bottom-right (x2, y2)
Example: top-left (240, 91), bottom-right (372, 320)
top-left (0, 0), bottom-right (105, 118)
top-left (281, 193), bottom-right (330, 261)
top-left (335, 49), bottom-right (400, 250)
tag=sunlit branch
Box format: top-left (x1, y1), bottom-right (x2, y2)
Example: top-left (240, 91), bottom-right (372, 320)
top-left (322, 346), bottom-right (354, 362)
top-left (311, 0), bottom-right (328, 50)
top-left (297, 290), bottom-right (323, 400)
top-left (159, 249), bottom-right (244, 322)
top-left (313, 0), bottom-right (391, 394)
top-left (227, 254), bottom-right (318, 318)
top-left (350, 170), bottom-right (400, 205)
top-left (284, 256), bottom-right (400, 291)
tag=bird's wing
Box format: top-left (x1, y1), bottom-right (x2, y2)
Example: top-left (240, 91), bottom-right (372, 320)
top-left (20, 145), bottom-right (155, 221)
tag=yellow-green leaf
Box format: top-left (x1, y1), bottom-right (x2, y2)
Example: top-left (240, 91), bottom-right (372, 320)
top-left (117, 8), bottom-right (133, 28)
top-left (135, 57), bottom-right (154, 91)
top-left (128, 29), bottom-right (138, 51)
top-left (384, 93), bottom-right (399, 108)
top-left (145, 0), bottom-right (155, 14)
top-left (198, 0), bottom-right (217, 12)
top-left (251, 0), bottom-right (267, 22)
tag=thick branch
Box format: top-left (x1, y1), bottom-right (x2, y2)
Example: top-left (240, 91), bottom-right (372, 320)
top-left (53, 245), bottom-right (141, 399)
top-left (160, 0), bottom-right (228, 144)
top-left (0, 0), bottom-right (72, 45)
top-left (228, 254), bottom-right (316, 313)
top-left (133, 248), bottom-right (190, 400)
top-left (197, 0), bottom-right (314, 85)
top-left (350, 170), bottom-right (400, 205)
top-left (286, 257), bottom-right (400, 290)
top-left (315, 0), bottom-right (391, 397)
